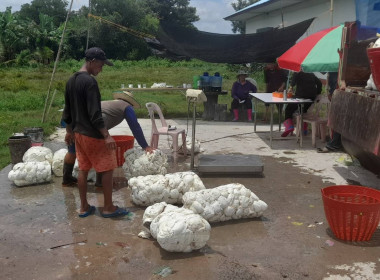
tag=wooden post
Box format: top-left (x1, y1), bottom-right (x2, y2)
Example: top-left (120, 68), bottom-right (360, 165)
top-left (46, 89), bottom-right (57, 118)
top-left (41, 0), bottom-right (73, 123)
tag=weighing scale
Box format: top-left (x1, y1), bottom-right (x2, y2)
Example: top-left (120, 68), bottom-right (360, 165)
top-left (185, 89), bottom-right (264, 175)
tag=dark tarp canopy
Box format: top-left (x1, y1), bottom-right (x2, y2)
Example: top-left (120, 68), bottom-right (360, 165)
top-left (149, 18), bottom-right (315, 64)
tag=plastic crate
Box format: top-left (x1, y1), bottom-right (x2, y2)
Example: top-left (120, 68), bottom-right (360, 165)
top-left (367, 47), bottom-right (380, 90)
top-left (321, 185), bottom-right (380, 241)
top-left (112, 135), bottom-right (134, 167)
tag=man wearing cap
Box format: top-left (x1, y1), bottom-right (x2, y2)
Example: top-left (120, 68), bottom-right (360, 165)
top-left (62, 47), bottom-right (128, 218)
top-left (62, 91), bottom-right (155, 188)
top-left (231, 70), bottom-right (257, 122)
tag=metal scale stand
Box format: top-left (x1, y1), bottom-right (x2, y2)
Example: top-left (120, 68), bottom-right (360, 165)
top-left (185, 89), bottom-right (205, 170)
top-left (186, 90), bottom-right (264, 175)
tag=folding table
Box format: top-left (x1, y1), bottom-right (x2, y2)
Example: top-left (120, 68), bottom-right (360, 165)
top-left (250, 93), bottom-right (313, 147)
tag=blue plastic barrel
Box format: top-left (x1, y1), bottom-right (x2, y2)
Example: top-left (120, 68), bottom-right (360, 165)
top-left (211, 72), bottom-right (222, 91)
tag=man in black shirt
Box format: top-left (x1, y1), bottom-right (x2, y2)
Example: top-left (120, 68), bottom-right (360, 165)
top-left (282, 71), bottom-right (322, 137)
top-left (263, 62), bottom-right (288, 121)
top-left (62, 47), bottom-right (128, 218)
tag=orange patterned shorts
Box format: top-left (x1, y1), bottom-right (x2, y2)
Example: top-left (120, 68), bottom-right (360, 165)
top-left (74, 133), bottom-right (117, 172)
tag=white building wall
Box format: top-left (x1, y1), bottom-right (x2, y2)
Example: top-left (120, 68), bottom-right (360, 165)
top-left (245, 0), bottom-right (356, 37)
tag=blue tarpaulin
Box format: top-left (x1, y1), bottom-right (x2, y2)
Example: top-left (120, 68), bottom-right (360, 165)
top-left (356, 0), bottom-right (380, 40)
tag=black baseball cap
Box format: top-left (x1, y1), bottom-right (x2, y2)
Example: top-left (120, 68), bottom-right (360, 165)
top-left (85, 47), bottom-right (113, 66)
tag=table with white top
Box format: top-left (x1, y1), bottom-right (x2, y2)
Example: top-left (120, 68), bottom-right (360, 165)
top-left (250, 93), bottom-right (313, 147)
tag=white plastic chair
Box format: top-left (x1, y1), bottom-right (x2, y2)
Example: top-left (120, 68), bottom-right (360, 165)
top-left (295, 95), bottom-right (330, 147)
top-left (145, 102), bottom-right (187, 155)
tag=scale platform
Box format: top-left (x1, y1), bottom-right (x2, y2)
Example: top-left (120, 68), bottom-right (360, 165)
top-left (197, 154), bottom-right (264, 175)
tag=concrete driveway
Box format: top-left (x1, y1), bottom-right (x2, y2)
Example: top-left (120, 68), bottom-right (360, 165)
top-left (1, 119), bottom-right (380, 280)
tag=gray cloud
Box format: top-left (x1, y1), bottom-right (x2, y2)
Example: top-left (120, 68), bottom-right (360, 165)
top-left (191, 0), bottom-right (235, 34)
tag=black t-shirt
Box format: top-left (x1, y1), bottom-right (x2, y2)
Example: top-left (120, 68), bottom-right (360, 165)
top-left (264, 68), bottom-right (287, 92)
top-left (62, 71), bottom-right (105, 139)
top-left (291, 72), bottom-right (322, 100)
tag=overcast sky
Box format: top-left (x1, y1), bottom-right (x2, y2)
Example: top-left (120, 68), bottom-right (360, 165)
top-left (1, 0), bottom-right (236, 34)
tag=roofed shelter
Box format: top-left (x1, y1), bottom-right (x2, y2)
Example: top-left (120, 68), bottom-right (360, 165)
top-left (224, 0), bottom-right (356, 36)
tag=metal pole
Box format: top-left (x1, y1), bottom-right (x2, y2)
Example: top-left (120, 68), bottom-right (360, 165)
top-left (300, 104), bottom-right (304, 147)
top-left (270, 104), bottom-right (274, 148)
top-left (190, 100), bottom-right (196, 170)
top-left (280, 0), bottom-right (285, 28)
top-left (254, 98), bottom-right (257, 132)
top-left (330, 0), bottom-right (334, 27)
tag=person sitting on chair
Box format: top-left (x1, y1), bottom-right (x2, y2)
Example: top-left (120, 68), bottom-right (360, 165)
top-left (282, 71), bottom-right (322, 137)
top-left (317, 72), bottom-right (342, 153)
top-left (231, 70), bottom-right (257, 122)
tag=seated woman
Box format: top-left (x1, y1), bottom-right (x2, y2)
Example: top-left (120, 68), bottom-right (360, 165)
top-left (231, 70), bottom-right (257, 122)
top-left (282, 71), bottom-right (322, 137)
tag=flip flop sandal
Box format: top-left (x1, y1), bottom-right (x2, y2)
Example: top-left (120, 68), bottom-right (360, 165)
top-left (102, 206), bottom-right (129, 218)
top-left (317, 147), bottom-right (331, 153)
top-left (78, 205), bottom-right (96, 218)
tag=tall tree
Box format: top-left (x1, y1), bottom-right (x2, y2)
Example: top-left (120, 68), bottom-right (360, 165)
top-left (28, 13), bottom-right (60, 63)
top-left (0, 7), bottom-right (28, 62)
top-left (84, 0), bottom-right (157, 60)
top-left (231, 0), bottom-right (259, 34)
top-left (19, 0), bottom-right (68, 27)
top-left (143, 0), bottom-right (199, 29)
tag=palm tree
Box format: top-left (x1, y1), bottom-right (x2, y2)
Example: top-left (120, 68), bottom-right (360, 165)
top-left (0, 8), bottom-right (28, 62)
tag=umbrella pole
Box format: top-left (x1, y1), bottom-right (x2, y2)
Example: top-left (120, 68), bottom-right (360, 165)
top-left (280, 70), bottom-right (293, 131)
top-left (330, 0), bottom-right (334, 27)
top-left (286, 71), bottom-right (292, 91)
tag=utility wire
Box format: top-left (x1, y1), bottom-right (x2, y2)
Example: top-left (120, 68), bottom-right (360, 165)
top-left (88, 14), bottom-right (155, 39)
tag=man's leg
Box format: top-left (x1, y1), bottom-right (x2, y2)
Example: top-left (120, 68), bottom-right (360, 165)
top-left (281, 104), bottom-right (297, 137)
top-left (245, 98), bottom-right (253, 122)
top-left (101, 169), bottom-right (118, 214)
top-left (62, 145), bottom-right (78, 186)
top-left (231, 99), bottom-right (239, 121)
top-left (78, 170), bottom-right (89, 213)
top-left (326, 131), bottom-right (342, 150)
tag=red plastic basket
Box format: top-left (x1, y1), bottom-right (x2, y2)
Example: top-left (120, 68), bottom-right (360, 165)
top-left (112, 135), bottom-right (134, 167)
top-left (367, 47), bottom-right (380, 90)
top-left (321, 185), bottom-right (380, 241)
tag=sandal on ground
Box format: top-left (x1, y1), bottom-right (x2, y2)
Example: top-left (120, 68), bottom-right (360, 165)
top-left (78, 205), bottom-right (96, 218)
top-left (102, 206), bottom-right (129, 218)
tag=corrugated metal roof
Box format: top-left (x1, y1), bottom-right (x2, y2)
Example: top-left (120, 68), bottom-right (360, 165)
top-left (239, 0), bottom-right (272, 13)
top-left (224, 0), bottom-right (306, 21)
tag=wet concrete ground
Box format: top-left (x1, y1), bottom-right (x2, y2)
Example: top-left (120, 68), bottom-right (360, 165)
top-left (1, 120), bottom-right (380, 280)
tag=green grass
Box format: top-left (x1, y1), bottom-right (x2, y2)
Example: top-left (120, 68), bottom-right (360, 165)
top-left (0, 58), bottom-right (266, 169)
